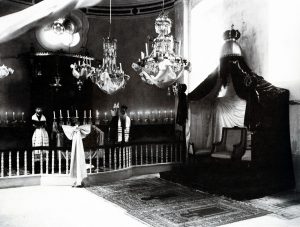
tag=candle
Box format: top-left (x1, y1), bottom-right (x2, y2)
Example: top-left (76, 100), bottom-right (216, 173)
top-left (164, 110), bottom-right (167, 118)
top-left (145, 43), bottom-right (149, 56)
top-left (96, 110), bottom-right (99, 118)
top-left (22, 112), bottom-right (24, 121)
top-left (53, 111), bottom-right (56, 119)
top-left (13, 112), bottom-right (15, 120)
top-left (119, 63), bottom-right (122, 72)
top-left (141, 51), bottom-right (145, 59)
top-left (104, 112), bottom-right (107, 119)
top-left (75, 110), bottom-right (78, 118)
top-left (59, 110), bottom-right (62, 118)
top-left (89, 109), bottom-right (92, 118)
top-left (67, 110), bottom-right (70, 118)
top-left (170, 110), bottom-right (173, 118)
top-left (5, 112), bottom-right (7, 120)
top-left (84, 110), bottom-right (86, 118)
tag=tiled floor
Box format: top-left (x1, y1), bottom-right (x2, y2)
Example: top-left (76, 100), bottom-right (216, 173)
top-left (0, 183), bottom-right (300, 227)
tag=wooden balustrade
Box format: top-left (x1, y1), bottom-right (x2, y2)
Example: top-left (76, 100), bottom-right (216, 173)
top-left (0, 140), bottom-right (184, 178)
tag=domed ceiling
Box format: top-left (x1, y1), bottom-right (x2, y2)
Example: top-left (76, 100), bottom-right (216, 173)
top-left (8, 0), bottom-right (177, 17)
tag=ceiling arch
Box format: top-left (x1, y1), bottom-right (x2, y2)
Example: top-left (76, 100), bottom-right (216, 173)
top-left (8, 0), bottom-right (177, 17)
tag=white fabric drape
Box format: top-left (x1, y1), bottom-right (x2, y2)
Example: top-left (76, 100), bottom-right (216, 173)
top-left (0, 0), bottom-right (103, 43)
top-left (189, 71), bottom-right (246, 150)
top-left (207, 76), bottom-right (246, 145)
top-left (62, 124), bottom-right (91, 186)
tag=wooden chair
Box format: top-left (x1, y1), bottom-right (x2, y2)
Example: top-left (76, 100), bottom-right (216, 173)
top-left (211, 127), bottom-right (247, 160)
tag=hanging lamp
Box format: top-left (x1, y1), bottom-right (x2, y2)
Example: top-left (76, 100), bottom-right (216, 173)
top-left (70, 0), bottom-right (129, 94)
top-left (131, 0), bottom-right (190, 88)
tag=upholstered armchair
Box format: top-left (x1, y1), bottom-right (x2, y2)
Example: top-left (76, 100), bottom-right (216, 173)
top-left (211, 127), bottom-right (247, 160)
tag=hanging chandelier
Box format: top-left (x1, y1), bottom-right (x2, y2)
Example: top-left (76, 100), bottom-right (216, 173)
top-left (132, 2), bottom-right (190, 89)
top-left (0, 62), bottom-right (14, 79)
top-left (70, 0), bottom-right (129, 94)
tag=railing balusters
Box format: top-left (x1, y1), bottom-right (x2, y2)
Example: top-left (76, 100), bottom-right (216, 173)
top-left (46, 150), bottom-right (49, 174)
top-left (129, 147), bottom-right (132, 167)
top-left (114, 148), bottom-right (117, 170)
top-left (123, 147), bottom-right (125, 168)
top-left (1, 152), bottom-right (4, 177)
top-left (151, 145), bottom-right (153, 164)
top-left (89, 149), bottom-right (92, 174)
top-left (103, 148), bottom-right (106, 172)
top-left (58, 150), bottom-right (62, 174)
top-left (166, 144), bottom-right (169, 163)
top-left (135, 145), bottom-right (137, 166)
top-left (24, 151), bottom-right (27, 175)
top-left (109, 148), bottom-right (112, 170)
top-left (0, 141), bottom-right (184, 178)
top-left (145, 145), bottom-right (148, 164)
top-left (51, 150), bottom-right (54, 174)
top-left (127, 147), bottom-right (130, 167)
top-left (32, 151), bottom-right (35, 175)
top-left (17, 151), bottom-right (19, 176)
top-left (96, 150), bottom-right (99, 173)
top-left (8, 152), bottom-right (11, 176)
top-left (66, 150), bottom-right (69, 174)
top-left (140, 145), bottom-right (143, 165)
top-left (156, 145), bottom-right (158, 164)
top-left (119, 147), bottom-right (122, 169)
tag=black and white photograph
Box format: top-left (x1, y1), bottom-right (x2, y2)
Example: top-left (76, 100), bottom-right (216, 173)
top-left (0, 0), bottom-right (300, 226)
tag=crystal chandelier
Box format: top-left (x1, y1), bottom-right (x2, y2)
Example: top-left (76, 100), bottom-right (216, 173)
top-left (132, 4), bottom-right (190, 89)
top-left (70, 0), bottom-right (129, 94)
top-left (0, 62), bottom-right (14, 79)
top-left (70, 55), bottom-right (95, 90)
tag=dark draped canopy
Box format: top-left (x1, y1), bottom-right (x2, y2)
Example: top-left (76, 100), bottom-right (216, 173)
top-left (188, 56), bottom-right (295, 189)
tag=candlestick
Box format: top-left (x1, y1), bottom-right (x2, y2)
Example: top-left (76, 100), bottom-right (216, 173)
top-left (75, 110), bottom-right (78, 118)
top-left (59, 109), bottom-right (62, 118)
top-left (53, 111), bottom-right (56, 119)
top-left (67, 110), bottom-right (70, 118)
top-left (145, 43), bottom-right (149, 56)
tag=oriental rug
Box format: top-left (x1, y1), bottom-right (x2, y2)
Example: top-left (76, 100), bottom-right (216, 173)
top-left (87, 177), bottom-right (269, 227)
top-left (250, 191), bottom-right (300, 220)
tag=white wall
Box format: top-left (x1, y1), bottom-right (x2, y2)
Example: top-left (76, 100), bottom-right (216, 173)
top-left (190, 0), bottom-right (269, 92)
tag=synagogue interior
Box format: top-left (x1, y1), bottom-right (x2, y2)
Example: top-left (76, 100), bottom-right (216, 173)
top-left (0, 0), bottom-right (300, 226)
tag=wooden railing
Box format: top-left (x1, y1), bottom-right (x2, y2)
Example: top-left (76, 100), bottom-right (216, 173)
top-left (0, 141), bottom-right (184, 178)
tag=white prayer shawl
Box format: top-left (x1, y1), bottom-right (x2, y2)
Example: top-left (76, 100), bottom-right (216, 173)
top-left (32, 114), bottom-right (49, 148)
top-left (62, 124), bottom-right (91, 186)
top-left (117, 116), bottom-right (131, 142)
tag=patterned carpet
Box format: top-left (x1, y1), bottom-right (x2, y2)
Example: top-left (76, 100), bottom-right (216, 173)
top-left (86, 177), bottom-right (269, 227)
top-left (250, 191), bottom-right (300, 220)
